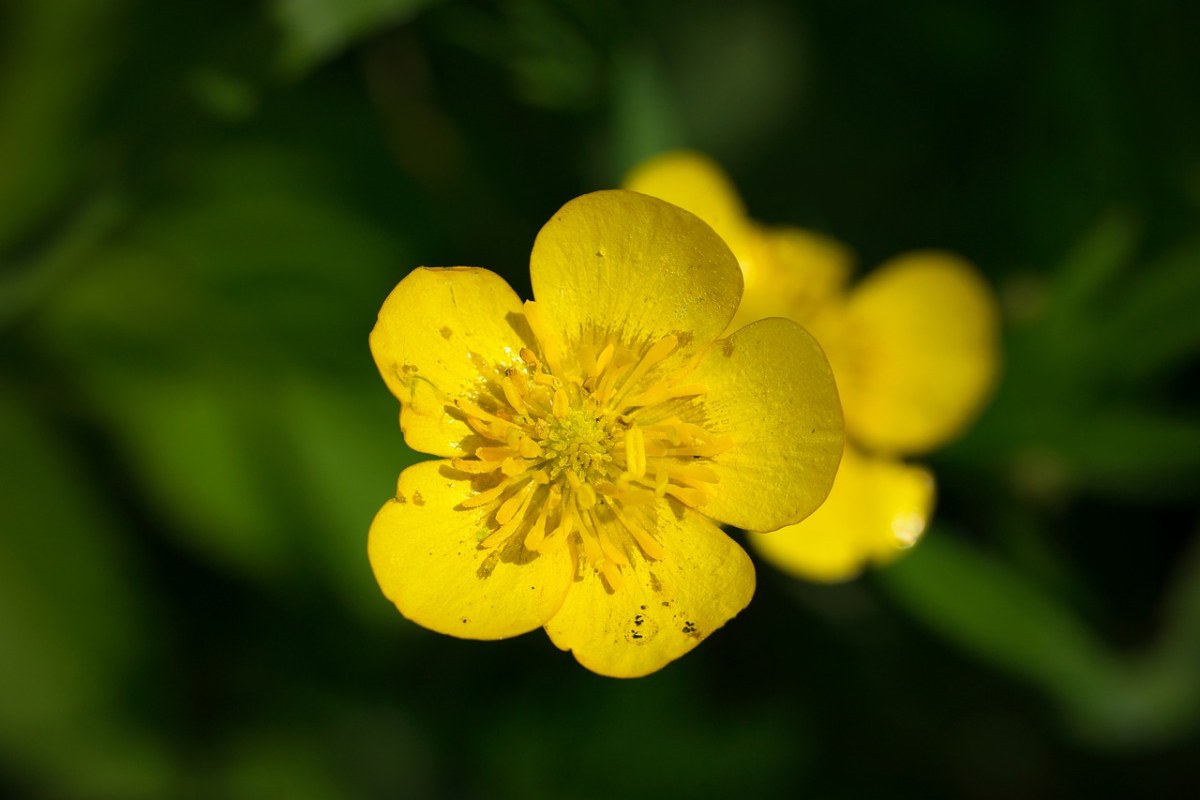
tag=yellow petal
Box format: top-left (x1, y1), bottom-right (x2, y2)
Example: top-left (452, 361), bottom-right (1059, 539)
top-left (528, 190), bottom-right (742, 374)
top-left (825, 251), bottom-right (1001, 455)
top-left (622, 152), bottom-right (855, 334)
top-left (730, 226), bottom-right (855, 332)
top-left (369, 460), bottom-right (574, 639)
top-left (370, 267), bottom-right (533, 457)
top-left (687, 317), bottom-right (844, 532)
top-left (621, 150), bottom-right (753, 255)
top-left (747, 446), bottom-right (935, 582)
top-left (543, 505), bottom-right (755, 678)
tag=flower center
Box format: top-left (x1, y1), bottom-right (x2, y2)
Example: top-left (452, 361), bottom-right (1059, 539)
top-left (544, 408), bottom-right (612, 483)
top-left (450, 304), bottom-right (732, 590)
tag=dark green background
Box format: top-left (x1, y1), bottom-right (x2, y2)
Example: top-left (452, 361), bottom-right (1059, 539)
top-left (3, 0), bottom-right (1199, 797)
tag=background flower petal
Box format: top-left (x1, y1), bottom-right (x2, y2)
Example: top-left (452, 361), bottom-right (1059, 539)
top-left (826, 251), bottom-right (1001, 455)
top-left (543, 506), bottom-right (754, 678)
top-left (528, 190), bottom-right (742, 373)
top-left (370, 267), bottom-right (534, 457)
top-left (369, 460), bottom-right (575, 640)
top-left (687, 317), bottom-right (844, 532)
top-left (730, 226), bottom-right (855, 332)
top-left (621, 150), bottom-right (752, 254)
top-left (747, 446), bottom-right (935, 582)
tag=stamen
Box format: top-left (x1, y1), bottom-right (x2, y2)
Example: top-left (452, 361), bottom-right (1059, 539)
top-left (481, 500), bottom-right (530, 547)
top-left (475, 445), bottom-right (519, 462)
top-left (594, 359), bottom-right (629, 406)
top-left (501, 371), bottom-right (527, 415)
top-left (597, 557), bottom-right (624, 591)
top-left (523, 491), bottom-right (554, 550)
top-left (450, 458), bottom-right (503, 474)
top-left (625, 381), bottom-right (707, 409)
top-left (596, 523), bottom-right (630, 568)
top-left (465, 416), bottom-right (506, 442)
top-left (455, 398), bottom-right (514, 430)
top-left (665, 485), bottom-right (707, 507)
top-left (576, 481), bottom-right (597, 510)
top-left (611, 504), bottom-right (665, 560)
top-left (449, 325), bottom-right (727, 591)
top-left (540, 493), bottom-right (579, 552)
top-left (597, 479), bottom-right (656, 505)
top-left (660, 436), bottom-right (734, 458)
top-left (461, 475), bottom-right (526, 509)
top-left (609, 334), bottom-right (678, 406)
top-left (495, 481), bottom-right (536, 525)
top-left (579, 523), bottom-right (604, 567)
top-left (518, 437), bottom-right (543, 459)
top-left (521, 300), bottom-right (564, 375)
top-left (553, 386), bottom-right (570, 418)
top-left (500, 456), bottom-right (529, 476)
top-left (624, 425), bottom-right (647, 478)
top-left (577, 344), bottom-right (598, 379)
top-left (662, 462), bottom-right (720, 487)
top-left (593, 342), bottom-right (615, 377)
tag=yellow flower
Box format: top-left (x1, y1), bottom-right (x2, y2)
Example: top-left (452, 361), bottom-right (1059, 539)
top-left (369, 190), bottom-right (843, 676)
top-left (624, 152), bottom-right (1000, 582)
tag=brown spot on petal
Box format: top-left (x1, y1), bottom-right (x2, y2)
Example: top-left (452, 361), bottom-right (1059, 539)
top-left (625, 614), bottom-right (659, 644)
top-left (440, 326), bottom-right (453, 339)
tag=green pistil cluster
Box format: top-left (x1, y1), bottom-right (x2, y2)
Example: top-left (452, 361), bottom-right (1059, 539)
top-left (544, 407), bottom-right (613, 482)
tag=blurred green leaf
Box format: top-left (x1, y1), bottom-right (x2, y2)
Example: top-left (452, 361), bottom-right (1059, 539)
top-left (953, 215), bottom-right (1200, 501)
top-left (478, 675), bottom-right (805, 798)
top-left (274, 0), bottom-right (440, 75)
top-left (35, 145), bottom-right (416, 595)
top-left (0, 0), bottom-right (127, 251)
top-left (435, 0), bottom-right (602, 112)
top-left (609, 47), bottom-right (687, 178)
top-left (1078, 537), bottom-right (1200, 748)
top-left (880, 530), bottom-right (1117, 716)
top-left (1049, 210), bottom-right (1139, 325)
top-left (665, 2), bottom-right (806, 156)
top-left (1101, 241), bottom-right (1200, 383)
top-left (0, 191), bottom-right (127, 331)
top-left (0, 387), bottom-right (175, 798)
top-left (505, 0), bottom-right (600, 110)
top-left (278, 375), bottom-right (421, 618)
top-left (883, 529), bottom-right (1200, 748)
top-left (219, 730), bottom-right (348, 800)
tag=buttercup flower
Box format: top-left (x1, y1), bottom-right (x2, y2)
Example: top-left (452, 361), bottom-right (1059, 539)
top-left (625, 152), bottom-right (1000, 582)
top-left (369, 190), bottom-right (843, 676)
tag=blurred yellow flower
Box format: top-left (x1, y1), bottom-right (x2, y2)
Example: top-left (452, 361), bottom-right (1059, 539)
top-left (369, 190), bottom-right (843, 676)
top-left (625, 152), bottom-right (1000, 582)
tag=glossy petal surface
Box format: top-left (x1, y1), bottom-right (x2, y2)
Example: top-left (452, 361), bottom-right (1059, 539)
top-left (688, 317), bottom-right (844, 531)
top-left (748, 446), bottom-right (934, 582)
top-left (529, 190), bottom-right (742, 374)
top-left (369, 267), bottom-right (533, 457)
top-left (544, 505), bottom-right (754, 678)
top-left (369, 460), bottom-right (575, 639)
